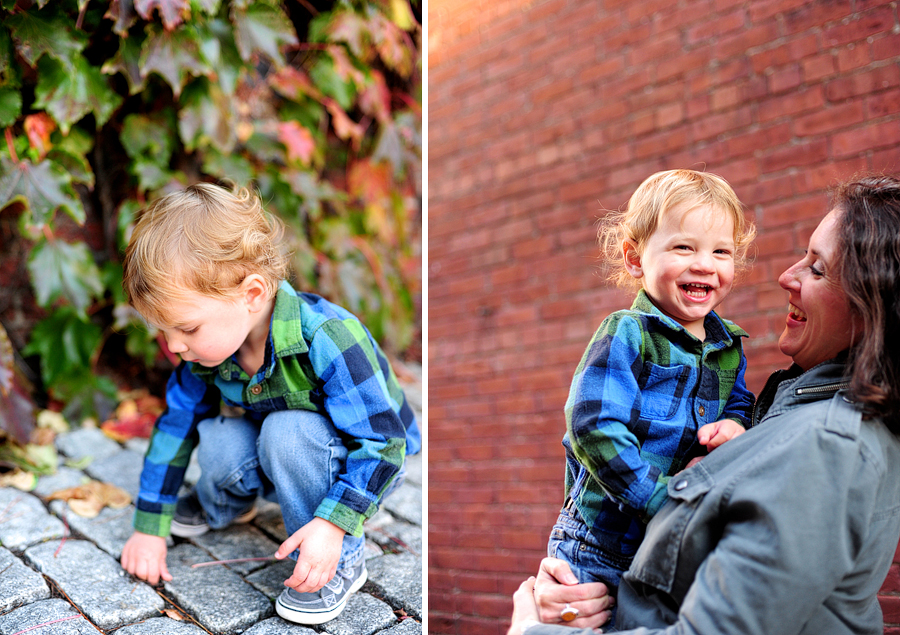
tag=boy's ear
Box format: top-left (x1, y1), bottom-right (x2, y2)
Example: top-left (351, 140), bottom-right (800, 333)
top-left (623, 239), bottom-right (643, 279)
top-left (240, 274), bottom-right (269, 312)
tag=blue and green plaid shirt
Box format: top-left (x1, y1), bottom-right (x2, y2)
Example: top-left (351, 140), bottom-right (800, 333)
top-left (563, 290), bottom-right (753, 556)
top-left (134, 281), bottom-right (420, 538)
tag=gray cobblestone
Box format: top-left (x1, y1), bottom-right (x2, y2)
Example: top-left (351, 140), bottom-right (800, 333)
top-left (0, 546), bottom-right (49, 613)
top-left (48, 500), bottom-right (135, 559)
top-left (0, 599), bottom-right (101, 635)
top-left (192, 523), bottom-right (280, 575)
top-left (83, 449), bottom-right (145, 500)
top-left (365, 554), bottom-right (422, 619)
top-left (56, 427), bottom-right (122, 463)
top-left (163, 543), bottom-right (274, 633)
top-left (381, 482), bottom-right (421, 526)
top-left (111, 617), bottom-right (208, 634)
top-left (24, 539), bottom-right (163, 630)
top-left (380, 619), bottom-right (422, 634)
top-left (241, 618), bottom-right (317, 635)
top-left (0, 488), bottom-right (66, 550)
top-left (321, 592), bottom-right (397, 635)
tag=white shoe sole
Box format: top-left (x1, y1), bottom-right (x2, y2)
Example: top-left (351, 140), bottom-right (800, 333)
top-left (170, 505), bottom-right (257, 538)
top-left (275, 567), bottom-right (368, 625)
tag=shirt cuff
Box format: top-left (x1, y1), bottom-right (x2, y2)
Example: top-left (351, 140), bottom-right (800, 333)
top-left (315, 498), bottom-right (376, 537)
top-left (133, 508), bottom-right (173, 538)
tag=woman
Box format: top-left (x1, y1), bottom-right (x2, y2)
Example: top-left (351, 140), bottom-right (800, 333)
top-left (508, 175), bottom-right (900, 635)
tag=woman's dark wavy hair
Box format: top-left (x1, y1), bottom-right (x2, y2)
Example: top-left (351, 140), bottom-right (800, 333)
top-left (835, 174), bottom-right (900, 433)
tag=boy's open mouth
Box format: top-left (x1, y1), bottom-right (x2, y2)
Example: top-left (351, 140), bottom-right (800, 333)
top-left (681, 283), bottom-right (712, 298)
top-left (788, 303), bottom-right (808, 321)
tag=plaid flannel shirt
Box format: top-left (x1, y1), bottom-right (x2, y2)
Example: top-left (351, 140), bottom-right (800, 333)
top-left (134, 281), bottom-right (420, 538)
top-left (563, 290), bottom-right (754, 556)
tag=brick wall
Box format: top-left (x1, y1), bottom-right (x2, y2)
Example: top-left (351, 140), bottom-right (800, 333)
top-left (427, 1), bottom-right (900, 633)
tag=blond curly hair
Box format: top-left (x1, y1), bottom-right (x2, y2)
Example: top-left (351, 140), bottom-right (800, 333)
top-left (123, 183), bottom-right (290, 327)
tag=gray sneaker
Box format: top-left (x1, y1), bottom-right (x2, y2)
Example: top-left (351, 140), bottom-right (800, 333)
top-left (275, 558), bottom-right (367, 624)
top-left (170, 490), bottom-right (257, 538)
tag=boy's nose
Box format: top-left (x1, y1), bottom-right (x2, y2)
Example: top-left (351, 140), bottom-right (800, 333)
top-left (166, 336), bottom-right (188, 353)
top-left (690, 252), bottom-right (714, 272)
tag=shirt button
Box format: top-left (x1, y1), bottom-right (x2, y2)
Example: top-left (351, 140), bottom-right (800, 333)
top-left (250, 385), bottom-right (262, 395)
top-left (674, 479), bottom-right (688, 491)
top-left (698, 405), bottom-right (705, 417)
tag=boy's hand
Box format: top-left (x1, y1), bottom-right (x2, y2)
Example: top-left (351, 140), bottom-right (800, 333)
top-left (275, 517), bottom-right (346, 593)
top-left (121, 531), bottom-right (171, 585)
top-left (698, 418), bottom-right (746, 451)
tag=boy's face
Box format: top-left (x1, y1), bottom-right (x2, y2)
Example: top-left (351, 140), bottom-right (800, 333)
top-left (626, 203), bottom-right (736, 339)
top-left (150, 290), bottom-right (258, 367)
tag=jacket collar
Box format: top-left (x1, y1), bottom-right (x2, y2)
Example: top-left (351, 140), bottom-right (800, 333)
top-left (752, 358), bottom-right (850, 426)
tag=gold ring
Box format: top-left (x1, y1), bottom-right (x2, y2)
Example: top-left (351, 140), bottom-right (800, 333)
top-left (560, 603), bottom-right (579, 622)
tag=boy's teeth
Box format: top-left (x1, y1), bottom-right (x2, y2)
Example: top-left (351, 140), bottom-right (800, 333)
top-left (682, 284), bottom-right (710, 297)
top-left (789, 303), bottom-right (808, 321)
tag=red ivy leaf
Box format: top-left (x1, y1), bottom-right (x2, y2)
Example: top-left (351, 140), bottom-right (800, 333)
top-left (134, 0), bottom-right (191, 31)
top-left (24, 113), bottom-right (56, 160)
top-left (268, 66), bottom-right (320, 102)
top-left (277, 121), bottom-right (315, 166)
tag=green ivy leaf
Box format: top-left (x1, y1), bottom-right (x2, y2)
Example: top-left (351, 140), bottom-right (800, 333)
top-left (104, 0), bottom-right (139, 36)
top-left (178, 79), bottom-right (236, 152)
top-left (201, 148), bottom-right (254, 185)
top-left (204, 17), bottom-right (245, 95)
top-left (6, 9), bottom-right (87, 70)
top-left (0, 87), bottom-right (22, 128)
top-left (116, 199), bottom-right (142, 252)
top-left (140, 25), bottom-right (211, 97)
top-left (310, 57), bottom-right (355, 111)
top-left (0, 156), bottom-right (85, 227)
top-left (34, 56), bottom-right (123, 134)
top-left (22, 307), bottom-right (105, 401)
top-left (101, 261), bottom-right (128, 305)
top-left (121, 113), bottom-right (175, 162)
top-left (283, 168), bottom-right (347, 221)
top-left (0, 24), bottom-right (12, 76)
top-left (328, 11), bottom-right (369, 58)
top-left (102, 34), bottom-right (147, 95)
top-left (231, 2), bottom-right (297, 68)
top-left (27, 238), bottom-right (104, 314)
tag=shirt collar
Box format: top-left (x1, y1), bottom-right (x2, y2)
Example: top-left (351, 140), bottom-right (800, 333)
top-left (630, 288), bottom-right (748, 345)
top-left (190, 280), bottom-right (309, 382)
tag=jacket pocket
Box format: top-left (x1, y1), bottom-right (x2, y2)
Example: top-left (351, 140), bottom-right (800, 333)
top-left (626, 466), bottom-right (713, 594)
top-left (637, 363), bottom-right (690, 421)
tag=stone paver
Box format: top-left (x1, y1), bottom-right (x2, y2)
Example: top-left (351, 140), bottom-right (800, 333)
top-left (0, 599), bottom-right (101, 634)
top-left (0, 365), bottom-right (422, 634)
top-left (48, 500), bottom-right (135, 559)
top-left (111, 617), bottom-right (208, 634)
top-left (242, 618), bottom-right (317, 635)
top-left (24, 540), bottom-right (164, 630)
top-left (0, 546), bottom-right (49, 613)
top-left (320, 592), bottom-right (397, 635)
top-left (0, 488), bottom-right (66, 550)
top-left (366, 553), bottom-right (423, 619)
top-left (192, 523), bottom-right (280, 575)
top-left (163, 543), bottom-right (274, 634)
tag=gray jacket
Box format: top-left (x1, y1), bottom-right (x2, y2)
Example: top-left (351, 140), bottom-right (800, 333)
top-left (528, 361), bottom-right (900, 635)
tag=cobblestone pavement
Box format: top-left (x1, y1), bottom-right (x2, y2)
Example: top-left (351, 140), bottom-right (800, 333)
top-left (0, 367), bottom-right (422, 635)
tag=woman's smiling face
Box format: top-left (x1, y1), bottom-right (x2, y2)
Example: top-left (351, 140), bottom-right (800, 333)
top-left (777, 209), bottom-right (861, 370)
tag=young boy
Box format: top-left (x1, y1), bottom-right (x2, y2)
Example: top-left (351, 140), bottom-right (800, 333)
top-left (548, 170), bottom-right (756, 625)
top-left (119, 183), bottom-right (420, 625)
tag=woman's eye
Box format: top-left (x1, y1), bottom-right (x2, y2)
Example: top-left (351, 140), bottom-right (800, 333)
top-left (809, 264), bottom-right (824, 277)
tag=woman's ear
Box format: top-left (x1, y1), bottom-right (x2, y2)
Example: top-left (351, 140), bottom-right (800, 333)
top-left (623, 240), bottom-right (643, 279)
top-left (240, 274), bottom-right (270, 312)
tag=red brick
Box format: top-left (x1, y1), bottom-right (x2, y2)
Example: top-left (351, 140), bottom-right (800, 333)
top-left (833, 120), bottom-right (900, 157)
top-left (873, 32), bottom-right (900, 61)
top-left (793, 101), bottom-right (866, 136)
top-left (801, 53), bottom-right (836, 82)
top-left (822, 6), bottom-right (895, 47)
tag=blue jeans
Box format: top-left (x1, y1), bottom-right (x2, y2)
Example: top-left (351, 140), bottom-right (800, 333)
top-left (547, 501), bottom-right (633, 629)
top-left (194, 410), bottom-right (406, 570)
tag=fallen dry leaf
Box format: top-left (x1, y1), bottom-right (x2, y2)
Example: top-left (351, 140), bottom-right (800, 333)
top-left (0, 469), bottom-right (37, 491)
top-left (47, 481), bottom-right (132, 518)
top-left (162, 609), bottom-right (185, 621)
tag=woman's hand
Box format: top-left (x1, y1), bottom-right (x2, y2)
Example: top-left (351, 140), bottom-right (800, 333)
top-left (507, 576), bottom-right (541, 635)
top-left (533, 558), bottom-right (613, 630)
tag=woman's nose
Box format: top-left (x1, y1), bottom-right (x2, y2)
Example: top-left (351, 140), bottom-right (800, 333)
top-left (779, 262), bottom-right (800, 290)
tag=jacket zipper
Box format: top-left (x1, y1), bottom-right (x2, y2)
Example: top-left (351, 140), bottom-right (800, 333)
top-left (794, 381), bottom-right (849, 396)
